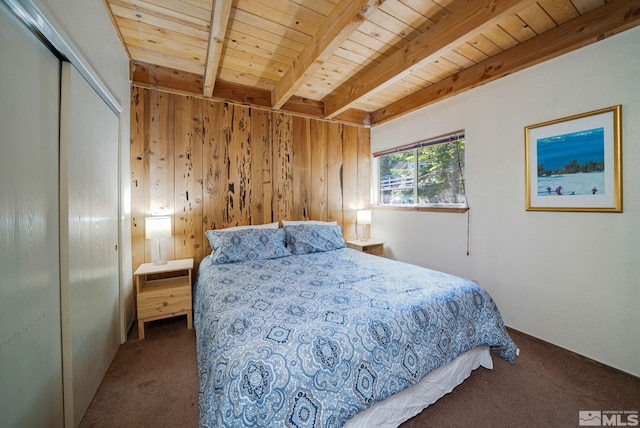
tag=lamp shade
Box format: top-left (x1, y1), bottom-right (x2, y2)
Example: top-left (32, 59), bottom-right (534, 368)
top-left (145, 216), bottom-right (172, 240)
top-left (356, 209), bottom-right (371, 225)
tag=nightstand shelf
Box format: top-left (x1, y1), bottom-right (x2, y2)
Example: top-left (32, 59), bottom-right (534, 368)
top-left (346, 239), bottom-right (385, 256)
top-left (134, 258), bottom-right (193, 339)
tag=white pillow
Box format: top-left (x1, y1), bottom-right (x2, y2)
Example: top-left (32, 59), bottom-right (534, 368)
top-left (214, 222), bottom-right (279, 232)
top-left (281, 220), bottom-right (337, 226)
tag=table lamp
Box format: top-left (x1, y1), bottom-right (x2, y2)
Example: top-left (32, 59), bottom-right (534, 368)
top-left (146, 216), bottom-right (171, 265)
top-left (356, 209), bottom-right (371, 241)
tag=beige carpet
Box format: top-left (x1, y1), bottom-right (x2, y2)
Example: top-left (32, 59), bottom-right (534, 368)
top-left (79, 317), bottom-right (199, 428)
top-left (80, 316), bottom-right (640, 428)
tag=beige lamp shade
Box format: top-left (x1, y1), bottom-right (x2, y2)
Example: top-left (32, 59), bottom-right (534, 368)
top-left (145, 216), bottom-right (172, 240)
top-left (146, 216), bottom-right (171, 265)
top-left (356, 209), bottom-right (371, 225)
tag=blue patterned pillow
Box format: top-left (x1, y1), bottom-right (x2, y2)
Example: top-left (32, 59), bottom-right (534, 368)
top-left (205, 228), bottom-right (290, 264)
top-left (284, 224), bottom-right (345, 255)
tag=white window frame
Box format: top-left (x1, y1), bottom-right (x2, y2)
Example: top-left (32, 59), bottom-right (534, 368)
top-left (372, 130), bottom-right (467, 212)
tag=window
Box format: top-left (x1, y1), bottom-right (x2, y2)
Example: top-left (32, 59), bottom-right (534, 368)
top-left (375, 131), bottom-right (466, 208)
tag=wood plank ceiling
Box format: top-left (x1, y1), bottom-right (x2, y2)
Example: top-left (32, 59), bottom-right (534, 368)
top-left (105, 0), bottom-right (640, 126)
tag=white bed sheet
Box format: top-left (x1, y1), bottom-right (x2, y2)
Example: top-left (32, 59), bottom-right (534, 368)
top-left (344, 346), bottom-right (492, 428)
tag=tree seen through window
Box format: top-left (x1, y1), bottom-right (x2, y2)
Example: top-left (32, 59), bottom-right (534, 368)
top-left (378, 136), bottom-right (465, 206)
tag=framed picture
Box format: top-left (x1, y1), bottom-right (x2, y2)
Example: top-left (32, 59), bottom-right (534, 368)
top-left (525, 105), bottom-right (622, 212)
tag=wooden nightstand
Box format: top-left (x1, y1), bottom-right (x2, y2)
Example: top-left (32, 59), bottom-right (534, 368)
top-left (346, 239), bottom-right (385, 256)
top-left (133, 258), bottom-right (194, 339)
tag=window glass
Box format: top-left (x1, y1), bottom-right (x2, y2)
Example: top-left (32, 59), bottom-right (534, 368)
top-left (377, 132), bottom-right (466, 208)
top-left (379, 151), bottom-right (415, 204)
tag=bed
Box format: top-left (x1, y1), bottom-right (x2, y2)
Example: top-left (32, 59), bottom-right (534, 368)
top-left (194, 223), bottom-right (517, 427)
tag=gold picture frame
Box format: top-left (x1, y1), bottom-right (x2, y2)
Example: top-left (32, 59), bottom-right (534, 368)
top-left (525, 105), bottom-right (622, 212)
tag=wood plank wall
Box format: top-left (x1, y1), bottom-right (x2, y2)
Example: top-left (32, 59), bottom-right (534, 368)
top-left (130, 87), bottom-right (371, 273)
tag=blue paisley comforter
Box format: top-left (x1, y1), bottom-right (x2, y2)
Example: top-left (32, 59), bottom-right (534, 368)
top-left (194, 248), bottom-right (517, 427)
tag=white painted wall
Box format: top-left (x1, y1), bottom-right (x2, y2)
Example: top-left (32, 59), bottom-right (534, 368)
top-left (371, 27), bottom-right (640, 377)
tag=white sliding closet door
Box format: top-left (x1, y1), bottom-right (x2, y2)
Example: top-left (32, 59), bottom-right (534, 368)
top-left (59, 62), bottom-right (120, 426)
top-left (0, 3), bottom-right (64, 427)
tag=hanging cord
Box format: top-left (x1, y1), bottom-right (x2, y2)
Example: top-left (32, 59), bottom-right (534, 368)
top-left (454, 141), bottom-right (470, 255)
top-left (466, 202), bottom-right (471, 256)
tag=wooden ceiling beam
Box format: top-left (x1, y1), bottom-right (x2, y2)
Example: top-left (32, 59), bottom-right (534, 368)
top-left (132, 61), bottom-right (204, 95)
top-left (212, 80), bottom-right (272, 107)
top-left (333, 109), bottom-right (372, 127)
top-left (370, 0), bottom-right (640, 125)
top-left (131, 61), bottom-right (371, 126)
top-left (203, 0), bottom-right (233, 97)
top-left (323, 0), bottom-right (538, 118)
top-left (270, 0), bottom-right (384, 110)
